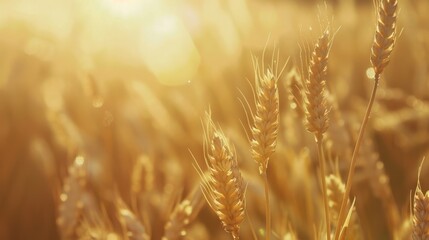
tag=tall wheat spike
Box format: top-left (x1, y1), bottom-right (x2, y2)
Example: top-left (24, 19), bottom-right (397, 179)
top-left (251, 67), bottom-right (279, 175)
top-left (336, 1), bottom-right (398, 238)
top-left (195, 112), bottom-right (245, 240)
top-left (305, 29), bottom-right (330, 139)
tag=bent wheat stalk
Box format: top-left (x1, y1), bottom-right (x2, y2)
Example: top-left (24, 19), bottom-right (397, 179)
top-left (335, 0), bottom-right (398, 238)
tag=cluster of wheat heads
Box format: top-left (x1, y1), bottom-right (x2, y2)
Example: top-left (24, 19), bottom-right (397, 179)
top-left (50, 0), bottom-right (429, 239)
top-left (194, 0), bottom-right (401, 239)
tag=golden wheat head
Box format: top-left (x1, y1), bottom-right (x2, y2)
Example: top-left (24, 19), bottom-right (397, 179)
top-left (370, 0), bottom-right (398, 78)
top-left (195, 112), bottom-right (245, 239)
top-left (251, 67), bottom-right (279, 174)
top-left (305, 29), bottom-right (331, 140)
top-left (413, 184), bottom-right (429, 240)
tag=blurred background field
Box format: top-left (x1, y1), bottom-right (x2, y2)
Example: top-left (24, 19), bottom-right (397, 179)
top-left (0, 0), bottom-right (429, 239)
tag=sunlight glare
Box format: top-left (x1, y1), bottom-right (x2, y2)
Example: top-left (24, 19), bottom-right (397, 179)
top-left (102, 0), bottom-right (147, 18)
top-left (139, 13), bottom-right (200, 86)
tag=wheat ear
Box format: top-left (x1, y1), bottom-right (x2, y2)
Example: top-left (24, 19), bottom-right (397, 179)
top-left (326, 174), bottom-right (363, 240)
top-left (412, 187), bottom-right (429, 240)
top-left (370, 0), bottom-right (398, 79)
top-left (326, 174), bottom-right (345, 224)
top-left (335, 1), bottom-right (398, 238)
top-left (412, 161), bottom-right (429, 240)
top-left (195, 112), bottom-right (245, 240)
top-left (305, 29), bottom-right (330, 139)
top-left (162, 187), bottom-right (204, 240)
top-left (304, 29), bottom-right (331, 240)
top-left (251, 67), bottom-right (279, 175)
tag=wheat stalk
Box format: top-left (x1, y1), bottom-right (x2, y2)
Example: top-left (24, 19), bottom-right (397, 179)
top-left (304, 28), bottom-right (332, 240)
top-left (248, 49), bottom-right (286, 240)
top-left (335, 1), bottom-right (398, 238)
top-left (195, 112), bottom-right (245, 240)
top-left (251, 65), bottom-right (278, 240)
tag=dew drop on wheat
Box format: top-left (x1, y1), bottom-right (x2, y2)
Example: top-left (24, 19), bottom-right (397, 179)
top-left (366, 67), bottom-right (375, 80)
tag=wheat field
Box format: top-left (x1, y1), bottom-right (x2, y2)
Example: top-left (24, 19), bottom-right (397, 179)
top-left (1, 0), bottom-right (429, 239)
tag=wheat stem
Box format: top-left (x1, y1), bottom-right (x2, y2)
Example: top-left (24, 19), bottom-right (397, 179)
top-left (262, 171), bottom-right (271, 240)
top-left (317, 136), bottom-right (331, 240)
top-left (334, 77), bottom-right (379, 240)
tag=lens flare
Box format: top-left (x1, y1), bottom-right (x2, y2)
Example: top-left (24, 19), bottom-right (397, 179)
top-left (139, 13), bottom-right (200, 86)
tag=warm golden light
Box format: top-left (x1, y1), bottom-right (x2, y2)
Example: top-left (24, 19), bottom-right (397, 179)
top-left (94, 0), bottom-right (201, 85)
top-left (101, 0), bottom-right (145, 18)
top-left (1, 0), bottom-right (427, 239)
top-left (139, 13), bottom-right (200, 86)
